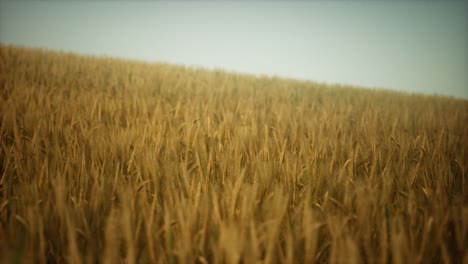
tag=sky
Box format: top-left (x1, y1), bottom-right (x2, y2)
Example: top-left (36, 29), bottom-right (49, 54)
top-left (0, 1), bottom-right (467, 99)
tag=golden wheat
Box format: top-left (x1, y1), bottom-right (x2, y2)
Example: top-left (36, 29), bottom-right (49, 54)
top-left (0, 45), bottom-right (466, 263)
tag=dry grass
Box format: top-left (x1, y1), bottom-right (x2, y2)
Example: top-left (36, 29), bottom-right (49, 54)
top-left (0, 45), bottom-right (467, 263)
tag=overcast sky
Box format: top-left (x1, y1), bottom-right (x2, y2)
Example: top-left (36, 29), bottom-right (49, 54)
top-left (1, 1), bottom-right (467, 99)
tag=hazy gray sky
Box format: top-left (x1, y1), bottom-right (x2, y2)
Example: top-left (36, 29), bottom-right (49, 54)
top-left (1, 1), bottom-right (467, 99)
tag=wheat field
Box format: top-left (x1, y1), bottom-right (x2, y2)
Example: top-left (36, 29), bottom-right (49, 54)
top-left (0, 45), bottom-right (466, 263)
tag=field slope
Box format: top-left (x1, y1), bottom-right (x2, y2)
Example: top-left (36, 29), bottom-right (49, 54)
top-left (0, 45), bottom-right (467, 263)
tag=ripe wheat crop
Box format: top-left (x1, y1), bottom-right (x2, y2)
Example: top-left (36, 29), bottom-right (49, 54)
top-left (0, 45), bottom-right (466, 263)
